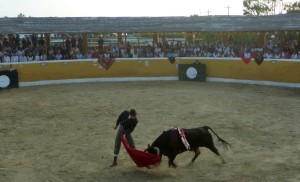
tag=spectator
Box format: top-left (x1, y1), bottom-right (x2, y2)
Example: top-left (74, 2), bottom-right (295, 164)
top-left (86, 51), bottom-right (92, 59)
top-left (34, 53), bottom-right (40, 61)
top-left (77, 36), bottom-right (83, 52)
top-left (27, 53), bottom-right (34, 61)
top-left (14, 34), bottom-right (20, 49)
top-left (2, 37), bottom-right (9, 48)
top-left (19, 53), bottom-right (28, 62)
top-left (32, 33), bottom-right (38, 48)
top-left (38, 35), bottom-right (45, 47)
top-left (98, 36), bottom-right (104, 52)
top-left (55, 51), bottom-right (63, 60)
top-left (3, 53), bottom-right (11, 62)
top-left (11, 53), bottom-right (19, 62)
top-left (291, 50), bottom-right (298, 59)
top-left (264, 50), bottom-right (273, 59)
top-left (243, 49), bottom-right (251, 58)
top-left (76, 51), bottom-right (84, 59)
top-left (65, 37), bottom-right (71, 51)
top-left (154, 45), bottom-right (161, 57)
top-left (21, 37), bottom-right (27, 49)
top-left (274, 52), bottom-right (281, 59)
top-left (26, 36), bottom-right (32, 48)
top-left (71, 35), bottom-right (77, 48)
top-left (0, 32), bottom-right (299, 61)
top-left (136, 46), bottom-right (143, 58)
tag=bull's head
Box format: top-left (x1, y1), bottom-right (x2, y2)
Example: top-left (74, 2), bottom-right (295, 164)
top-left (144, 144), bottom-right (160, 155)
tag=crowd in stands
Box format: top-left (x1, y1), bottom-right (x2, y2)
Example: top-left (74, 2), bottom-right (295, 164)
top-left (0, 34), bottom-right (86, 63)
top-left (0, 33), bottom-right (300, 63)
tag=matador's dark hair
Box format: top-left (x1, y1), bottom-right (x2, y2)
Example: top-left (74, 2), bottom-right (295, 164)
top-left (129, 109), bottom-right (136, 116)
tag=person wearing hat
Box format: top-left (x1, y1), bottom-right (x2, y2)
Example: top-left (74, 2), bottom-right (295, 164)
top-left (111, 109), bottom-right (138, 167)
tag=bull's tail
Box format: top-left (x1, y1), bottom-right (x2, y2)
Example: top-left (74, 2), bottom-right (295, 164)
top-left (203, 126), bottom-right (231, 149)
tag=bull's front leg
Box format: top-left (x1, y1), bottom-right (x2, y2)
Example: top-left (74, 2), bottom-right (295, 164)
top-left (168, 154), bottom-right (177, 168)
top-left (191, 147), bottom-right (200, 162)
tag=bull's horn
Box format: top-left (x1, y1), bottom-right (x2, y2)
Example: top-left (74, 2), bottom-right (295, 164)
top-left (154, 147), bottom-right (160, 155)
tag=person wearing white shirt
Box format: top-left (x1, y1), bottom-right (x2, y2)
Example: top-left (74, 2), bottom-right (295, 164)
top-left (291, 51), bottom-right (298, 59)
top-left (187, 46), bottom-right (193, 56)
top-left (200, 50), bottom-right (208, 57)
top-left (3, 54), bottom-right (11, 63)
top-left (40, 53), bottom-right (47, 61)
top-left (226, 48), bottom-right (236, 57)
top-left (130, 47), bottom-right (135, 58)
top-left (154, 47), bottom-right (161, 57)
top-left (35, 54), bottom-right (40, 61)
top-left (27, 53), bottom-right (34, 61)
top-left (19, 54), bottom-right (27, 62)
top-left (159, 52), bottom-right (165, 57)
top-left (78, 52), bottom-right (84, 59)
top-left (136, 47), bottom-right (142, 58)
top-left (274, 53), bottom-right (281, 59)
top-left (264, 51), bottom-right (273, 59)
top-left (213, 51), bottom-right (221, 57)
top-left (194, 46), bottom-right (201, 57)
top-left (281, 51), bottom-right (286, 59)
top-left (11, 54), bottom-right (19, 62)
top-left (75, 53), bottom-right (81, 59)
top-left (56, 52), bottom-right (63, 60)
top-left (86, 51), bottom-right (92, 59)
top-left (17, 50), bottom-right (23, 57)
top-left (103, 52), bottom-right (110, 58)
top-left (244, 50), bottom-right (251, 58)
top-left (120, 47), bottom-right (126, 58)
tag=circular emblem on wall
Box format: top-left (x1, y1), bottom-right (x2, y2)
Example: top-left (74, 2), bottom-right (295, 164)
top-left (0, 75), bottom-right (10, 88)
top-left (186, 67), bottom-right (197, 79)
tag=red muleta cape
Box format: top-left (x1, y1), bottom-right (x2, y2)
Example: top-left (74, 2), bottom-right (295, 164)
top-left (121, 134), bottom-right (161, 168)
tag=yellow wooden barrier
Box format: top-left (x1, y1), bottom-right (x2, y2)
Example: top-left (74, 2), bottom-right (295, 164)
top-left (0, 58), bottom-right (299, 86)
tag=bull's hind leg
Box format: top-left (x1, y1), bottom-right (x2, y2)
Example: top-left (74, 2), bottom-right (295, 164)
top-left (207, 145), bottom-right (226, 164)
top-left (191, 147), bottom-right (200, 162)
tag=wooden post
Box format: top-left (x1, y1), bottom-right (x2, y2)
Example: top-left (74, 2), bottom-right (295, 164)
top-left (223, 32), bottom-right (227, 43)
top-left (8, 34), bottom-right (14, 47)
top-left (153, 32), bottom-right (159, 44)
top-left (258, 32), bottom-right (264, 45)
top-left (187, 32), bottom-right (194, 44)
top-left (82, 33), bottom-right (88, 52)
top-left (45, 33), bottom-right (51, 48)
top-left (117, 33), bottom-right (123, 44)
top-left (263, 31), bottom-right (267, 46)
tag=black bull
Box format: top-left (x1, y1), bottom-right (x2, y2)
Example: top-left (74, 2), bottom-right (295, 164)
top-left (145, 126), bottom-right (230, 167)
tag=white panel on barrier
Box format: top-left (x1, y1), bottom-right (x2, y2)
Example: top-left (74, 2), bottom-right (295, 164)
top-left (0, 75), bottom-right (10, 88)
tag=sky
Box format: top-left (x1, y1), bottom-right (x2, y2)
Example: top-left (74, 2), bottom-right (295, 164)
top-left (1, 0), bottom-right (245, 17)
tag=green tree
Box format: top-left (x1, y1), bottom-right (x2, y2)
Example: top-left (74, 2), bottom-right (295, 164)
top-left (17, 13), bottom-right (25, 18)
top-left (243, 0), bottom-right (283, 15)
top-left (284, 1), bottom-right (300, 14)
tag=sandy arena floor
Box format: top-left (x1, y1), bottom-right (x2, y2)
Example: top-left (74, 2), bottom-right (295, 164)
top-left (0, 81), bottom-right (299, 182)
